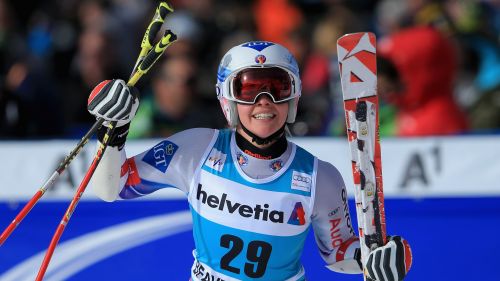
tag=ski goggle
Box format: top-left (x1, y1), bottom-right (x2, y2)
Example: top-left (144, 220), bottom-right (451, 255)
top-left (230, 67), bottom-right (296, 104)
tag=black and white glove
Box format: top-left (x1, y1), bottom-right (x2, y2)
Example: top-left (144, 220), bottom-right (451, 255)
top-left (365, 236), bottom-right (412, 281)
top-left (88, 79), bottom-right (139, 150)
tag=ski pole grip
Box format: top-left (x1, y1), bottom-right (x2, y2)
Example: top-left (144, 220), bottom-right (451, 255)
top-left (127, 30), bottom-right (177, 87)
top-left (140, 1), bottom-right (174, 53)
top-left (141, 30), bottom-right (177, 72)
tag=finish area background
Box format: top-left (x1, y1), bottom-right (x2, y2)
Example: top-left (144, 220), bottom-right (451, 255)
top-left (1, 137), bottom-right (499, 280)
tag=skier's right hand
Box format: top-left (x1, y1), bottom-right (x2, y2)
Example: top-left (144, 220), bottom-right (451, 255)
top-left (88, 79), bottom-right (139, 127)
top-left (88, 79), bottom-right (140, 150)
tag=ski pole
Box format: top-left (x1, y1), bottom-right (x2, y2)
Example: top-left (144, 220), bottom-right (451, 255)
top-left (35, 121), bottom-right (117, 281)
top-left (0, 1), bottom-right (173, 247)
top-left (35, 13), bottom-right (177, 281)
top-left (131, 1), bottom-right (173, 77)
top-left (0, 119), bottom-right (103, 247)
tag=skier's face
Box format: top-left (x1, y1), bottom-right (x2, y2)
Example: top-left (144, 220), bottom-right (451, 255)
top-left (236, 94), bottom-right (288, 139)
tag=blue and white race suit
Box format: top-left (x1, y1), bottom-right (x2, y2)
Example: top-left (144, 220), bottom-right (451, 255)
top-left (92, 128), bottom-right (362, 280)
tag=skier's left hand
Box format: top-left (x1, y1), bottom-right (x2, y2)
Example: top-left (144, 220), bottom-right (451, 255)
top-left (365, 236), bottom-right (412, 281)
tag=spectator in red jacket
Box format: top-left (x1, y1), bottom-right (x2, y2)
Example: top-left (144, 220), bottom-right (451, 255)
top-left (378, 26), bottom-right (468, 136)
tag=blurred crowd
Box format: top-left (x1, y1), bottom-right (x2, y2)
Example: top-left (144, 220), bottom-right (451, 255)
top-left (0, 0), bottom-right (499, 139)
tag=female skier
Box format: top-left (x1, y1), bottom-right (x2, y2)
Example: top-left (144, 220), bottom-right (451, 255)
top-left (88, 41), bottom-right (411, 281)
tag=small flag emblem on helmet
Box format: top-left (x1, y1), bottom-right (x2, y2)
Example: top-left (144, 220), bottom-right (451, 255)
top-left (255, 55), bottom-right (266, 64)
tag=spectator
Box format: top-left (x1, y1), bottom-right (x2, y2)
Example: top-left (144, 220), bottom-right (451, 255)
top-left (378, 25), bottom-right (468, 136)
top-left (0, 0), bottom-right (499, 138)
top-left (64, 26), bottom-right (122, 136)
top-left (444, 1), bottom-right (500, 132)
top-left (253, 0), bottom-right (304, 61)
top-left (298, 5), bottom-right (363, 136)
top-left (128, 55), bottom-right (225, 138)
top-left (0, 1), bottom-right (64, 138)
top-left (0, 0), bottom-right (26, 137)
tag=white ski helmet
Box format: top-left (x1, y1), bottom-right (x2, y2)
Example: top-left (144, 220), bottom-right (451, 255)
top-left (216, 41), bottom-right (302, 127)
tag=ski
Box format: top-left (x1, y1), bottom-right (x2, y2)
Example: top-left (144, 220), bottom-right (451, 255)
top-left (336, 32), bottom-right (387, 278)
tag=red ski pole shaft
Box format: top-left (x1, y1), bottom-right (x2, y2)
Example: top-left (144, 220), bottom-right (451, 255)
top-left (0, 189), bottom-right (43, 246)
top-left (35, 127), bottom-right (114, 281)
top-left (0, 119), bottom-right (103, 246)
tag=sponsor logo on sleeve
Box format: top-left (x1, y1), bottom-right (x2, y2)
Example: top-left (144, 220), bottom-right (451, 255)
top-left (142, 141), bottom-right (178, 173)
top-left (291, 171), bottom-right (312, 192)
top-left (328, 207), bottom-right (341, 217)
top-left (329, 218), bottom-right (344, 248)
top-left (204, 148), bottom-right (226, 172)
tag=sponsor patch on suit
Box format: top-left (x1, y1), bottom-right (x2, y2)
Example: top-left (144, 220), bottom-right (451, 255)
top-left (142, 141), bottom-right (178, 173)
top-left (291, 171), bottom-right (312, 192)
top-left (204, 148), bottom-right (226, 172)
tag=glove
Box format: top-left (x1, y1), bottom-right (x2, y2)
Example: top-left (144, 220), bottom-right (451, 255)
top-left (88, 79), bottom-right (139, 150)
top-left (88, 79), bottom-right (139, 127)
top-left (365, 236), bottom-right (412, 281)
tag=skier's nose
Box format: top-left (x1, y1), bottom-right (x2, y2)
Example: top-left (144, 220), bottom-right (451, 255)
top-left (255, 93), bottom-right (273, 105)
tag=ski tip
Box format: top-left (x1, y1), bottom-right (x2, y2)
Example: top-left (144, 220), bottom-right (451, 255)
top-left (337, 32), bottom-right (376, 50)
top-left (337, 32), bottom-right (376, 42)
top-left (337, 32), bottom-right (377, 63)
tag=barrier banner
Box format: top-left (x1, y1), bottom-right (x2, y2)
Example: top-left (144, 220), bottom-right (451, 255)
top-left (0, 136), bottom-right (499, 201)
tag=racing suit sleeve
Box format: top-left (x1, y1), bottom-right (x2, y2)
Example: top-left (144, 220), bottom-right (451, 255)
top-left (91, 128), bottom-right (217, 201)
top-left (311, 159), bottom-right (363, 274)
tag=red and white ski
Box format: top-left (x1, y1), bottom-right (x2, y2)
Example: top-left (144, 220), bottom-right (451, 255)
top-left (337, 32), bottom-right (387, 278)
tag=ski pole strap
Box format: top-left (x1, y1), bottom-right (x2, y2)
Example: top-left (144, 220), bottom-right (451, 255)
top-left (96, 123), bottom-right (130, 151)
